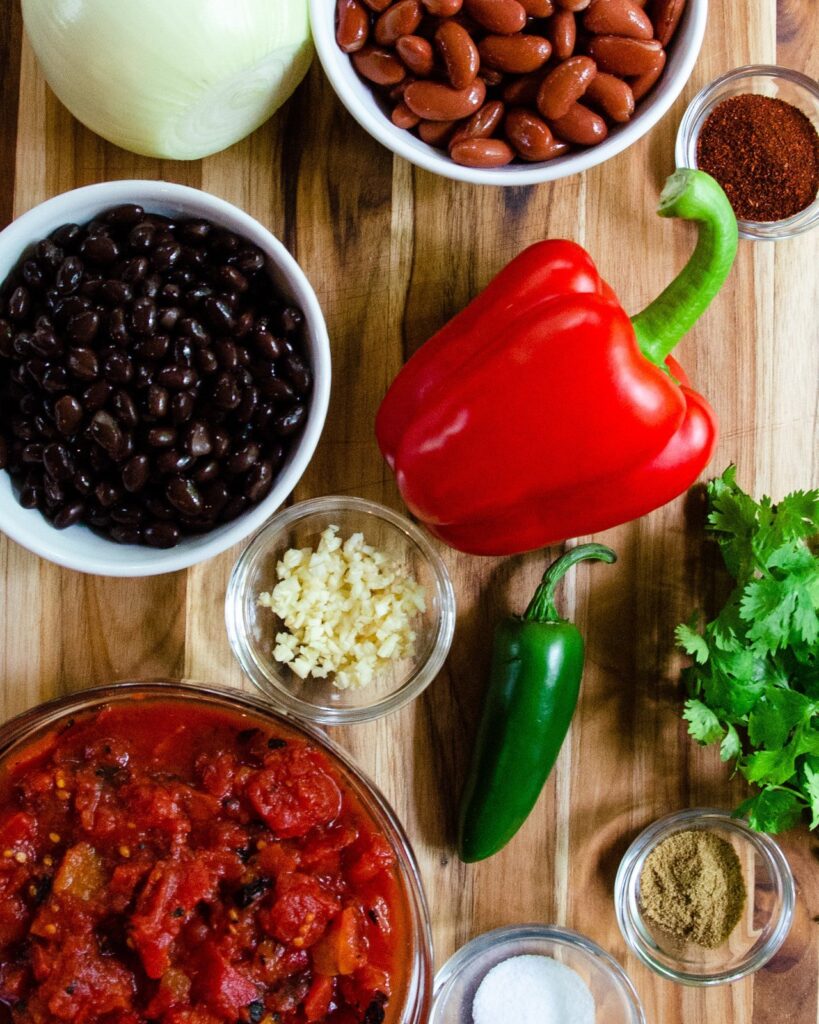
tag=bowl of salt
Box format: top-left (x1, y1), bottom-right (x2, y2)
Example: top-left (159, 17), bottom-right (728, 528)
top-left (430, 924), bottom-right (645, 1024)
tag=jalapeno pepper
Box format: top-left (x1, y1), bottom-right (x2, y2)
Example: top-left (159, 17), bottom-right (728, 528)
top-left (458, 543), bottom-right (616, 862)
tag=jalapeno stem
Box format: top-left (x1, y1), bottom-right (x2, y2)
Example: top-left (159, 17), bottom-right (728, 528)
top-left (631, 169), bottom-right (738, 368)
top-left (522, 543), bottom-right (617, 623)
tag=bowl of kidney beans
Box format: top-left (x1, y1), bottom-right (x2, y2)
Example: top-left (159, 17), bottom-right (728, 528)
top-left (310, 0), bottom-right (707, 185)
top-left (0, 181), bottom-right (331, 576)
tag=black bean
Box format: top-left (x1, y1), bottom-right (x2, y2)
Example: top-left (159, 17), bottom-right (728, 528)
top-left (147, 427), bottom-right (176, 448)
top-left (67, 347), bottom-right (99, 381)
top-left (0, 436), bottom-right (8, 470)
top-left (158, 306), bottom-right (181, 332)
top-left (122, 454), bottom-right (150, 493)
top-left (21, 443), bottom-right (44, 464)
top-left (211, 427), bottom-right (231, 460)
top-left (166, 476), bottom-right (202, 515)
top-left (155, 449), bottom-right (194, 475)
top-left (185, 421), bottom-right (212, 457)
top-left (180, 219), bottom-right (212, 243)
top-left (146, 385), bottom-right (169, 419)
top-left (156, 365), bottom-right (197, 390)
top-left (95, 480), bottom-right (122, 508)
top-left (130, 298), bottom-right (157, 335)
top-left (111, 390), bottom-right (139, 429)
top-left (171, 339), bottom-right (194, 367)
top-left (21, 260), bottom-right (45, 291)
top-left (81, 234), bottom-right (119, 264)
top-left (144, 521), bottom-right (181, 548)
top-left (213, 373), bottom-right (240, 410)
top-left (274, 404), bottom-right (307, 436)
top-left (215, 340), bottom-right (238, 370)
top-left (55, 257), bottom-right (84, 295)
top-left (108, 306), bottom-right (129, 346)
top-left (42, 443), bottom-right (74, 481)
top-left (133, 363), bottom-right (154, 389)
top-left (128, 222), bottom-right (156, 250)
top-left (220, 495), bottom-right (248, 522)
top-left (204, 296), bottom-right (234, 333)
top-left (178, 317), bottom-right (208, 344)
top-left (104, 351), bottom-right (134, 384)
top-left (110, 503), bottom-right (142, 526)
top-left (227, 442), bottom-right (260, 475)
top-left (246, 461), bottom-right (274, 503)
top-left (67, 310), bottom-right (100, 345)
top-left (50, 224), bottom-right (82, 250)
top-left (152, 243), bottom-right (182, 272)
top-left (120, 257), bottom-right (147, 285)
top-left (253, 329), bottom-right (282, 360)
top-left (280, 307), bottom-right (304, 334)
top-left (88, 410), bottom-right (124, 458)
top-left (193, 459), bottom-right (219, 483)
top-left (171, 391), bottom-right (195, 424)
top-left (100, 280), bottom-right (132, 306)
top-left (234, 248), bottom-right (265, 274)
top-left (8, 286), bottom-right (30, 321)
top-left (36, 239), bottom-right (63, 270)
top-left (54, 395), bottom-right (83, 435)
top-left (218, 265), bottom-right (249, 293)
top-left (141, 274), bottom-right (161, 299)
top-left (109, 524), bottom-right (141, 544)
top-left (53, 501), bottom-right (85, 529)
top-left (197, 348), bottom-right (219, 375)
top-left (260, 377), bottom-right (295, 402)
top-left (105, 204), bottom-right (144, 227)
top-left (73, 468), bottom-right (93, 495)
top-left (82, 380), bottom-right (112, 412)
top-left (41, 365), bottom-right (69, 394)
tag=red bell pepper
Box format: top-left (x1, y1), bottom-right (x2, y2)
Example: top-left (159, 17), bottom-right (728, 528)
top-left (376, 170), bottom-right (738, 555)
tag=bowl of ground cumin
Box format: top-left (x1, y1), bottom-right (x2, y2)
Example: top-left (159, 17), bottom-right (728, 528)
top-left (676, 65), bottom-right (819, 240)
top-left (614, 809), bottom-right (795, 985)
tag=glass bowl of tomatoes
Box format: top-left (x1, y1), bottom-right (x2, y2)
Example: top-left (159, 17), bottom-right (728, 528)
top-left (0, 679), bottom-right (433, 1024)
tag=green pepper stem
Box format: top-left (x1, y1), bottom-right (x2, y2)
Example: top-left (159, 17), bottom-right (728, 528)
top-left (631, 169), bottom-right (738, 368)
top-left (522, 543), bottom-right (617, 623)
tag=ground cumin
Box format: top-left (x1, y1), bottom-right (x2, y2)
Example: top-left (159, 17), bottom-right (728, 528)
top-left (696, 94), bottom-right (819, 222)
top-left (639, 830), bottom-right (746, 949)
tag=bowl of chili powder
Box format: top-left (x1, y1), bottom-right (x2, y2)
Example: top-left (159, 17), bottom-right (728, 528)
top-left (0, 680), bottom-right (433, 1024)
top-left (676, 65), bottom-right (819, 240)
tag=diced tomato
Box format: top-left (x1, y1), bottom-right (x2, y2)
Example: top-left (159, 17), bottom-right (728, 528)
top-left (259, 872), bottom-right (340, 948)
top-left (145, 967), bottom-right (192, 1017)
top-left (301, 825), bottom-right (358, 875)
top-left (303, 975), bottom-right (334, 1022)
top-left (246, 746), bottom-right (342, 839)
top-left (0, 810), bottom-right (37, 848)
top-left (194, 944), bottom-right (259, 1020)
top-left (312, 906), bottom-right (368, 977)
top-left (130, 857), bottom-right (221, 979)
top-left (256, 841), bottom-right (301, 877)
top-left (198, 752), bottom-right (239, 801)
top-left (0, 895), bottom-right (27, 948)
top-left (346, 832), bottom-right (396, 884)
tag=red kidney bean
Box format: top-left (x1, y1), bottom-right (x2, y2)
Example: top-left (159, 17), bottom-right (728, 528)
top-left (362, 0), bottom-right (392, 9)
top-left (352, 46), bottom-right (407, 85)
top-left (555, 0), bottom-right (590, 9)
top-left (436, 20), bottom-right (480, 89)
top-left (404, 78), bottom-right (486, 120)
top-left (418, 119), bottom-right (458, 144)
top-left (503, 71), bottom-right (547, 106)
top-left (649, 0), bottom-right (685, 45)
top-left (505, 108), bottom-right (564, 160)
top-left (584, 0), bottom-right (653, 38)
top-left (630, 47), bottom-right (666, 100)
top-left (545, 9), bottom-right (576, 58)
top-left (519, 0), bottom-right (554, 12)
top-left (464, 0), bottom-right (527, 33)
top-left (374, 0), bottom-right (423, 45)
top-left (479, 34), bottom-right (552, 74)
top-left (422, 0), bottom-right (462, 12)
top-left (450, 137), bottom-right (516, 167)
top-left (395, 34), bottom-right (435, 76)
top-left (586, 35), bottom-right (664, 75)
top-left (392, 101), bottom-right (422, 128)
top-left (585, 72), bottom-right (634, 121)
top-left (537, 56), bottom-right (597, 120)
top-left (549, 102), bottom-right (608, 143)
top-left (478, 67), bottom-right (505, 88)
top-left (450, 101), bottom-right (506, 146)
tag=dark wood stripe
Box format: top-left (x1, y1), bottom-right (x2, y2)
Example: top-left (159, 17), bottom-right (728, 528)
top-left (0, 0), bottom-right (22, 230)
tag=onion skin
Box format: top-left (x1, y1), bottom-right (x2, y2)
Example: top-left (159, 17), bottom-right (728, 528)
top-left (22, 0), bottom-right (314, 160)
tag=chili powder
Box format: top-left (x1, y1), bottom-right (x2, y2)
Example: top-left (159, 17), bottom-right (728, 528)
top-left (696, 94), bottom-right (819, 222)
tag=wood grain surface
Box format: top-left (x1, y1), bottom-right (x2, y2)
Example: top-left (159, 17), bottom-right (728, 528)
top-left (1, 1), bottom-right (817, 1022)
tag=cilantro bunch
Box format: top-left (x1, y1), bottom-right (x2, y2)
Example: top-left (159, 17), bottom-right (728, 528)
top-left (677, 466), bottom-right (819, 834)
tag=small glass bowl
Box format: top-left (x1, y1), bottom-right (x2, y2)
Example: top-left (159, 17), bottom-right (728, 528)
top-left (226, 495), bottom-right (456, 725)
top-left (615, 808), bottom-right (796, 985)
top-left (676, 65), bottom-right (819, 240)
top-left (430, 925), bottom-right (645, 1024)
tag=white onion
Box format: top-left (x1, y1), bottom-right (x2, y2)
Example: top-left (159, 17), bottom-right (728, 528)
top-left (22, 0), bottom-right (313, 160)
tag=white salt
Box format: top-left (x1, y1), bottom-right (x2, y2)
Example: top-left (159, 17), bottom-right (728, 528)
top-left (472, 954), bottom-right (596, 1024)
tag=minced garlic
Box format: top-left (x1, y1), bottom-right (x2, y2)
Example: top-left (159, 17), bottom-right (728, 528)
top-left (258, 525), bottom-right (426, 690)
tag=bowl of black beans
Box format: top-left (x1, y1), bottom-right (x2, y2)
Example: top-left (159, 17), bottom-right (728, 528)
top-left (0, 180), bottom-right (331, 575)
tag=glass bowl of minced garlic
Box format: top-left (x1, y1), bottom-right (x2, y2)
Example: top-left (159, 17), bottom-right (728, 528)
top-left (226, 495), bottom-right (455, 724)
top-left (614, 808), bottom-right (795, 984)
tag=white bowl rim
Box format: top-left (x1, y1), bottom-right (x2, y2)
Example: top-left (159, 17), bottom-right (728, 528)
top-left (0, 179), bottom-right (331, 576)
top-left (309, 0), bottom-right (709, 186)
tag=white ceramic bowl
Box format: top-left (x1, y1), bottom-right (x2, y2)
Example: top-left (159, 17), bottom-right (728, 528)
top-left (0, 180), bottom-right (331, 576)
top-left (309, 0), bottom-right (708, 186)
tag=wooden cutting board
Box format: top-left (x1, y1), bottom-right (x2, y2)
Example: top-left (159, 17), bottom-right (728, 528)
top-left (0, 1), bottom-right (817, 1021)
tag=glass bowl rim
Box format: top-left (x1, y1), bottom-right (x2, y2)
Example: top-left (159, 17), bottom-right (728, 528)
top-left (431, 923), bottom-right (646, 1024)
top-left (0, 678), bottom-right (434, 1024)
top-left (614, 807), bottom-right (796, 985)
top-left (225, 495), bottom-right (456, 725)
top-left (675, 63), bottom-right (819, 240)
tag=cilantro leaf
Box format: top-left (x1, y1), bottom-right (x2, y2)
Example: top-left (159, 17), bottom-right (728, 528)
top-left (683, 700), bottom-right (724, 745)
top-left (678, 467), bottom-right (819, 834)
